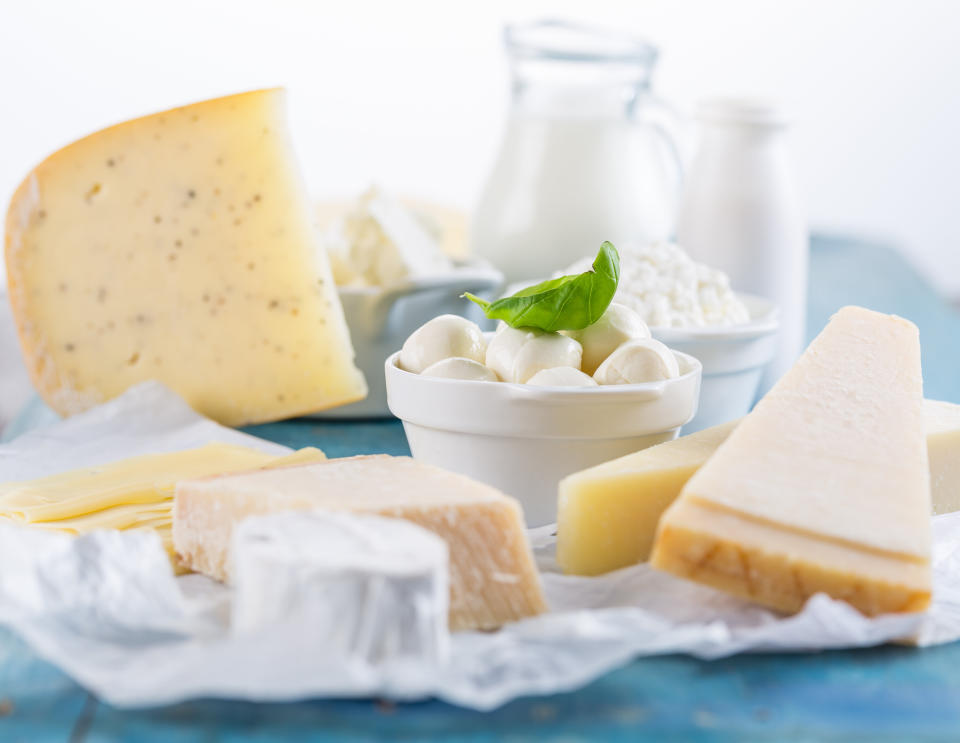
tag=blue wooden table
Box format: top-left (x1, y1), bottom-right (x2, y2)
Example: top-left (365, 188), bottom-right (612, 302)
top-left (3, 237), bottom-right (960, 742)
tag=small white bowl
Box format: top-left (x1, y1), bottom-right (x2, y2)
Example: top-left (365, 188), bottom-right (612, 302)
top-left (312, 261), bottom-right (504, 419)
top-left (650, 293), bottom-right (778, 433)
top-left (385, 345), bottom-right (702, 526)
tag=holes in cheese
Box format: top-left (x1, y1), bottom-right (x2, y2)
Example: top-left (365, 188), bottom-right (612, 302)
top-left (5, 88), bottom-right (367, 426)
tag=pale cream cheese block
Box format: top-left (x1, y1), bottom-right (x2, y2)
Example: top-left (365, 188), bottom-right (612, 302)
top-left (557, 421), bottom-right (738, 576)
top-left (925, 399), bottom-right (960, 515)
top-left (5, 88), bottom-right (367, 426)
top-left (173, 455), bottom-right (547, 631)
top-left (651, 306), bottom-right (932, 616)
top-left (559, 399), bottom-right (960, 577)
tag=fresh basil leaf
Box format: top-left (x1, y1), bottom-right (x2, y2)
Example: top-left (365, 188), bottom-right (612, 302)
top-left (464, 242), bottom-right (620, 332)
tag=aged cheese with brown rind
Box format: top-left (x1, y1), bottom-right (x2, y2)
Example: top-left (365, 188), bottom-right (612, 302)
top-left (173, 454), bottom-right (547, 631)
top-left (651, 306), bottom-right (932, 616)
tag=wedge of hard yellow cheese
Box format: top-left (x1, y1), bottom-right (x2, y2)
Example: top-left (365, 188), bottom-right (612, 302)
top-left (5, 88), bottom-right (366, 425)
top-left (173, 454), bottom-right (547, 631)
top-left (651, 306), bottom-right (931, 616)
top-left (558, 399), bottom-right (960, 577)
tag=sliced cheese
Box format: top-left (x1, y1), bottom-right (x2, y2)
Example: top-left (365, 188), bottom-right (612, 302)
top-left (5, 88), bottom-right (366, 426)
top-left (0, 443), bottom-right (278, 523)
top-left (0, 444), bottom-right (326, 532)
top-left (559, 399), bottom-right (960, 577)
top-left (651, 306), bottom-right (931, 616)
top-left (173, 455), bottom-right (547, 631)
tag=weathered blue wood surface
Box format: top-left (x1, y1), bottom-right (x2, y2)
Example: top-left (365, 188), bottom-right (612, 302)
top-left (3, 237), bottom-right (960, 742)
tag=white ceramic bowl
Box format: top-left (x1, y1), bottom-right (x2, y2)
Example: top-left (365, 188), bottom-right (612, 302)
top-left (312, 261), bottom-right (504, 418)
top-left (650, 293), bottom-right (779, 433)
top-left (385, 345), bottom-right (702, 526)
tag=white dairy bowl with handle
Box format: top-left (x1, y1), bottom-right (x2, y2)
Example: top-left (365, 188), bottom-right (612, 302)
top-left (651, 293), bottom-right (779, 433)
top-left (385, 341), bottom-right (701, 526)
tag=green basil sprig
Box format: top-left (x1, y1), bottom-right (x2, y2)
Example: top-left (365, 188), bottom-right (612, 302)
top-left (463, 242), bottom-right (620, 332)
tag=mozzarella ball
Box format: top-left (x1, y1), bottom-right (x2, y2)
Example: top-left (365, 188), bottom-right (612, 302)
top-left (484, 324), bottom-right (540, 381)
top-left (420, 357), bottom-right (498, 382)
top-left (593, 338), bottom-right (680, 385)
top-left (562, 303), bottom-right (651, 375)
top-left (526, 367), bottom-right (598, 387)
top-left (399, 315), bottom-right (486, 374)
top-left (511, 333), bottom-right (583, 384)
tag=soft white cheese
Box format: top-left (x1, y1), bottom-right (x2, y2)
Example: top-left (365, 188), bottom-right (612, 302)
top-left (593, 338), bottom-right (680, 385)
top-left (421, 357), bottom-right (498, 382)
top-left (562, 303), bottom-right (650, 375)
top-left (399, 315), bottom-right (486, 374)
top-left (562, 243), bottom-right (750, 328)
top-left (526, 367), bottom-right (598, 387)
top-left (485, 325), bottom-right (582, 383)
top-left (321, 187), bottom-right (453, 287)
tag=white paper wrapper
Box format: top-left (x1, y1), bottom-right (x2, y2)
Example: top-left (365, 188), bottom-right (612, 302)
top-left (0, 381), bottom-right (958, 710)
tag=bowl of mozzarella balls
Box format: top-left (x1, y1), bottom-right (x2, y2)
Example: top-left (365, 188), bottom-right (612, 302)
top-left (385, 243), bottom-right (701, 526)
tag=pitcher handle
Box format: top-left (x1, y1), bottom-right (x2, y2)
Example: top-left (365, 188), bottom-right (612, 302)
top-left (635, 94), bottom-right (690, 213)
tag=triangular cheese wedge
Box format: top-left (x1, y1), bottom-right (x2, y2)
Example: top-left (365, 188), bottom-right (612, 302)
top-left (5, 89), bottom-right (366, 425)
top-left (651, 306), bottom-right (932, 615)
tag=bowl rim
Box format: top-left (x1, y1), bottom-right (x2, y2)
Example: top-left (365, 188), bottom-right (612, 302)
top-left (649, 292), bottom-right (780, 342)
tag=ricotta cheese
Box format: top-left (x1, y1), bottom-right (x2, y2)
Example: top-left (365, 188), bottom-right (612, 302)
top-left (562, 242), bottom-right (750, 328)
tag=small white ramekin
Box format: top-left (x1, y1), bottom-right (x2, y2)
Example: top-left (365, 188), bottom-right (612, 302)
top-left (385, 346), bottom-right (702, 526)
top-left (650, 293), bottom-right (778, 433)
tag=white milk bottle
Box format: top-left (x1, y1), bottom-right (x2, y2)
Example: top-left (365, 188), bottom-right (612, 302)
top-left (676, 99), bottom-right (808, 393)
top-left (472, 21), bottom-right (683, 282)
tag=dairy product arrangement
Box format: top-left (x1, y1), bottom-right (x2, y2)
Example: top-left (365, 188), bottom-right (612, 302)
top-left (1, 82), bottom-right (960, 715)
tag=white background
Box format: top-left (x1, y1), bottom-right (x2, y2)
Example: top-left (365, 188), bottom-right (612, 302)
top-left (2, 0), bottom-right (959, 296)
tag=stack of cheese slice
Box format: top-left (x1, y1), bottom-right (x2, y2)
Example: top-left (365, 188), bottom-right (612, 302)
top-left (0, 444), bottom-right (327, 567)
top-left (173, 454), bottom-right (547, 631)
top-left (5, 88), bottom-right (367, 425)
top-left (558, 399), bottom-right (960, 577)
top-left (650, 306), bottom-right (931, 616)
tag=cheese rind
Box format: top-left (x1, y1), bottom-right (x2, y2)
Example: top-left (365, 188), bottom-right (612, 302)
top-left (652, 499), bottom-right (931, 615)
top-left (5, 88), bottom-right (366, 425)
top-left (173, 455), bottom-right (547, 631)
top-left (651, 306), bottom-right (932, 615)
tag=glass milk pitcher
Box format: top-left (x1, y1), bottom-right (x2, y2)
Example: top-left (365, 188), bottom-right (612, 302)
top-left (472, 20), bottom-right (683, 282)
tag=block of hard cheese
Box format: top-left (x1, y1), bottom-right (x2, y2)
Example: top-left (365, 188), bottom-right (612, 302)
top-left (925, 399), bottom-right (960, 516)
top-left (5, 88), bottom-right (366, 425)
top-left (559, 399), bottom-right (960, 577)
top-left (651, 306), bottom-right (932, 616)
top-left (173, 455), bottom-right (547, 631)
top-left (557, 421), bottom-right (738, 576)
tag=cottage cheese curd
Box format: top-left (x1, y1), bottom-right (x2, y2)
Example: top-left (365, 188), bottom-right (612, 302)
top-left (562, 243), bottom-right (750, 328)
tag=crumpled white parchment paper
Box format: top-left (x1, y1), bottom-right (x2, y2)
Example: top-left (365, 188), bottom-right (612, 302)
top-left (0, 382), bottom-right (958, 710)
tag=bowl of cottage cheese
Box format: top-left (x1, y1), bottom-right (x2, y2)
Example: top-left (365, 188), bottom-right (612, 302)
top-left (546, 243), bottom-right (779, 432)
